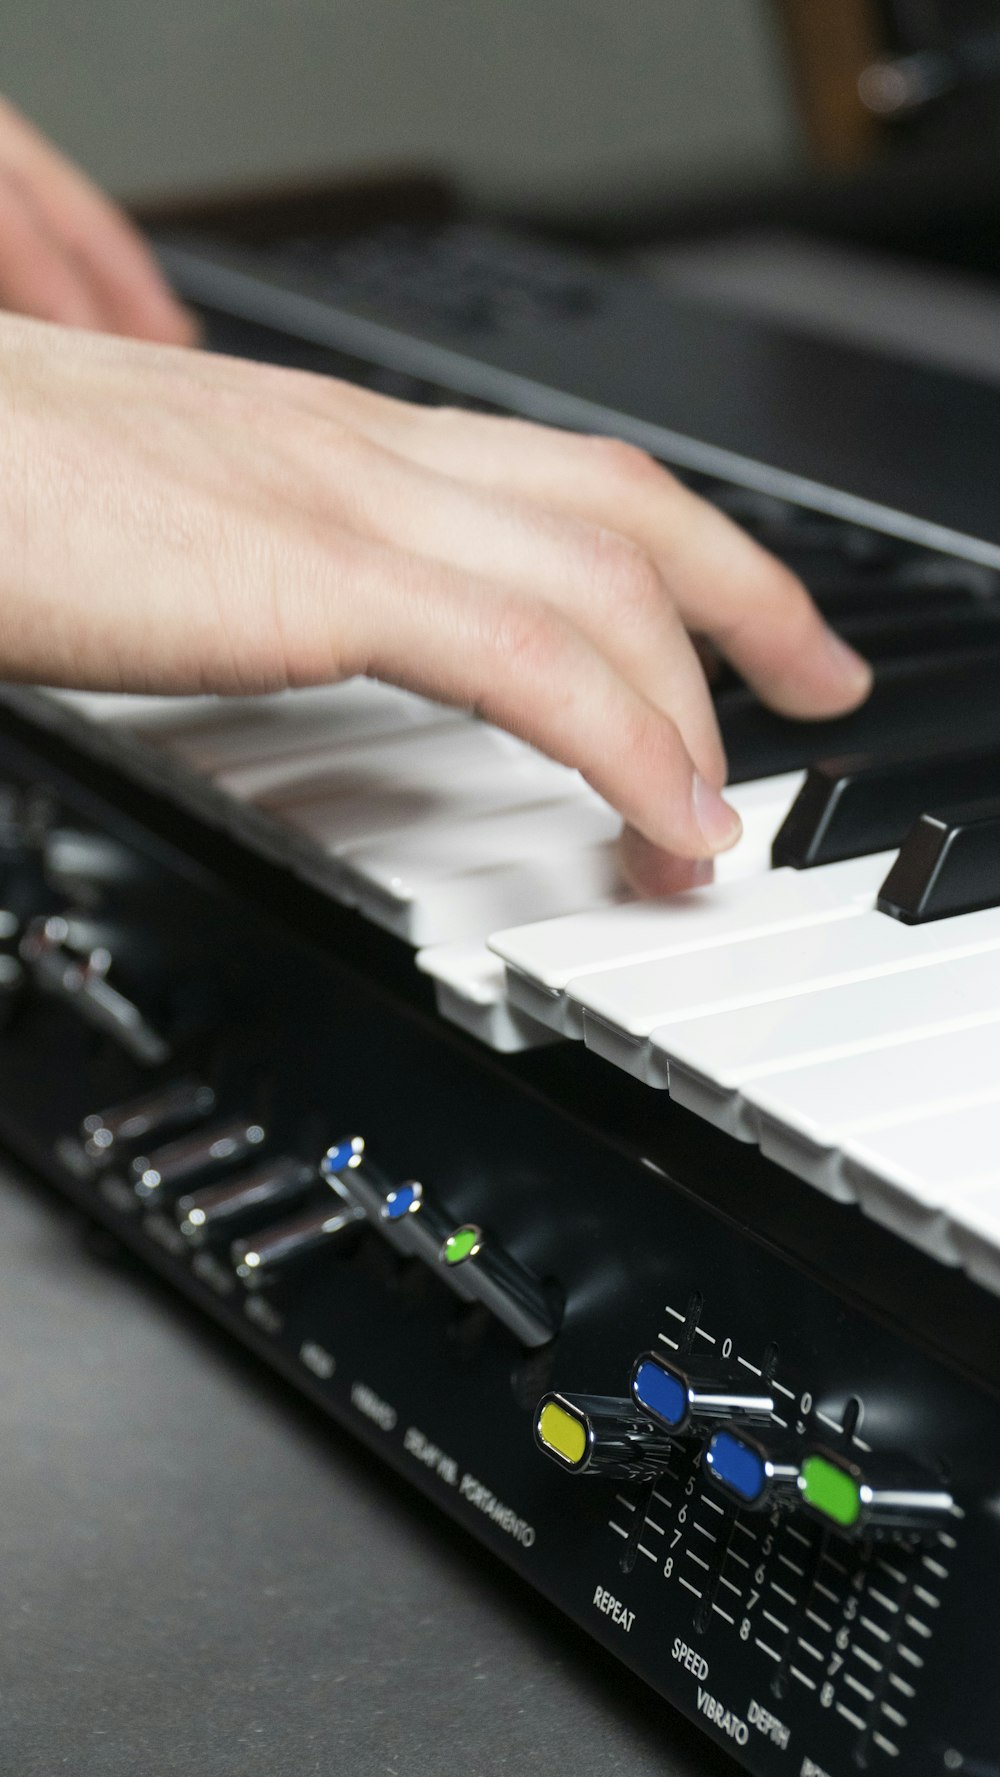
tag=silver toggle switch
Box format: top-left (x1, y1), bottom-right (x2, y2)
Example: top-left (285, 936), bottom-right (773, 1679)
top-left (177, 1157), bottom-right (315, 1243)
top-left (20, 913), bottom-right (170, 1065)
top-left (130, 1117), bottom-right (266, 1202)
top-left (231, 1200), bottom-right (363, 1288)
top-left (79, 1077), bottom-right (216, 1165)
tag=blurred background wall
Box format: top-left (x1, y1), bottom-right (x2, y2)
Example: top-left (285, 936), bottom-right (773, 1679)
top-left (2, 0), bottom-right (803, 209)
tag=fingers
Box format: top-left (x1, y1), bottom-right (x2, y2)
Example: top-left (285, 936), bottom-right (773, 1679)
top-left (611, 468), bottom-right (875, 719)
top-left (320, 535), bottom-right (743, 862)
top-left (258, 414), bottom-right (728, 787)
top-left (619, 827), bottom-right (716, 898)
top-left (180, 359), bottom-right (728, 783)
top-left (34, 169), bottom-right (199, 346)
top-left (0, 170), bottom-right (105, 328)
top-left (327, 399), bottom-right (873, 721)
top-left (0, 95), bottom-right (197, 343)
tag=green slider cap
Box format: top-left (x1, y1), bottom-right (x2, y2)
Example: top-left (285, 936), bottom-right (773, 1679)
top-left (442, 1224), bottom-right (481, 1266)
top-left (800, 1454), bottom-right (862, 1529)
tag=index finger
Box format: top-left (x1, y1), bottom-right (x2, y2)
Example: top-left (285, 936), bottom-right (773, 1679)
top-left (0, 96), bottom-right (198, 345)
top-left (339, 401), bottom-right (874, 722)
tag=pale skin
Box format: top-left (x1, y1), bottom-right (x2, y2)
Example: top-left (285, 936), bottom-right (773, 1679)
top-left (0, 96), bottom-right (873, 895)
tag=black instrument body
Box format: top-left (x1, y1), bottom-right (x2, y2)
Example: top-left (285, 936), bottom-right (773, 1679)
top-left (3, 221), bottom-right (1000, 1776)
top-left (1, 700), bottom-right (998, 1777)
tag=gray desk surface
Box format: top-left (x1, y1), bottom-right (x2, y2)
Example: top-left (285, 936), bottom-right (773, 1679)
top-left (0, 1157), bottom-right (739, 1777)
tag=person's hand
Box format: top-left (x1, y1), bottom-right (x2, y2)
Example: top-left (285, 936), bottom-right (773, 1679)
top-left (0, 95), bottom-right (196, 344)
top-left (0, 315), bottom-right (872, 892)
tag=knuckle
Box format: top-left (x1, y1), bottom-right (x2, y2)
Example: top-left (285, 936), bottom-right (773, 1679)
top-left (489, 597), bottom-right (566, 680)
top-left (586, 529), bottom-right (665, 625)
top-left (582, 433), bottom-right (668, 490)
top-left (618, 698), bottom-right (683, 782)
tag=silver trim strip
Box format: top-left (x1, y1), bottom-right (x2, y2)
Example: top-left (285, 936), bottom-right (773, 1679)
top-left (159, 243), bottom-right (1000, 572)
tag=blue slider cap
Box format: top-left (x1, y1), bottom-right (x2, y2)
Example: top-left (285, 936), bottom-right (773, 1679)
top-left (322, 1136), bottom-right (365, 1177)
top-left (382, 1181), bottom-right (421, 1221)
top-left (631, 1357), bottom-right (688, 1430)
top-left (705, 1429), bottom-right (767, 1506)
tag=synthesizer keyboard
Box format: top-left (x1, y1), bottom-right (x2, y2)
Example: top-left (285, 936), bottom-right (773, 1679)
top-left (3, 218), bottom-right (1000, 1776)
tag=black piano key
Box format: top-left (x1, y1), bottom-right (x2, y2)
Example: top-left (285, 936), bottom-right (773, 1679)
top-left (706, 486), bottom-right (893, 562)
top-left (834, 606), bottom-right (1000, 663)
top-left (705, 601), bottom-right (1000, 707)
top-left (798, 559), bottom-right (1000, 623)
top-left (877, 798), bottom-right (1000, 924)
top-left (771, 745), bottom-right (1000, 870)
top-left (706, 606), bottom-right (1000, 710)
top-left (720, 653), bottom-right (1000, 786)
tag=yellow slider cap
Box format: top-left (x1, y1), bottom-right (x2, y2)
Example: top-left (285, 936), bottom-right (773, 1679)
top-left (537, 1399), bottom-right (588, 1467)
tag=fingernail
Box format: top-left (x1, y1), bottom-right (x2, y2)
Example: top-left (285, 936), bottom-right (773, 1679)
top-left (692, 773), bottom-right (743, 853)
top-left (822, 628), bottom-right (873, 695)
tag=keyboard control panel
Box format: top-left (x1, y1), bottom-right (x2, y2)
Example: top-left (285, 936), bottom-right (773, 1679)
top-left (8, 219), bottom-right (1000, 1775)
top-left (1, 704), bottom-right (998, 1777)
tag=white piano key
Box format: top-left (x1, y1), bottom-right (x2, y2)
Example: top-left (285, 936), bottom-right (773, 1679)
top-left (238, 724), bottom-right (580, 871)
top-left (218, 718), bottom-right (571, 812)
top-left (416, 942), bottom-right (559, 1051)
top-left (656, 946), bottom-right (1000, 1139)
top-left (841, 1092), bottom-right (1000, 1258)
top-left (945, 1185), bottom-right (1000, 1296)
top-left (713, 771), bottom-right (806, 883)
top-left (750, 1020), bottom-right (1000, 1199)
top-left (725, 771), bottom-right (805, 816)
top-left (493, 849), bottom-right (886, 1037)
top-left (342, 796), bottom-right (625, 946)
top-left (156, 681), bottom-right (456, 775)
top-left (578, 901), bottom-right (1000, 1085)
top-left (43, 688), bottom-right (215, 722)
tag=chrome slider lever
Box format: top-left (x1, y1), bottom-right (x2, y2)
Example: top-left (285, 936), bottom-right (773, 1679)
top-left (20, 914), bottom-right (170, 1066)
top-left (631, 1353), bottom-right (774, 1435)
top-left (798, 1447), bottom-right (955, 1537)
top-left (436, 1222), bottom-right (558, 1349)
top-left (322, 1138), bottom-right (465, 1273)
top-left (322, 1138), bottom-right (559, 1346)
top-left (535, 1392), bottom-right (677, 1478)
